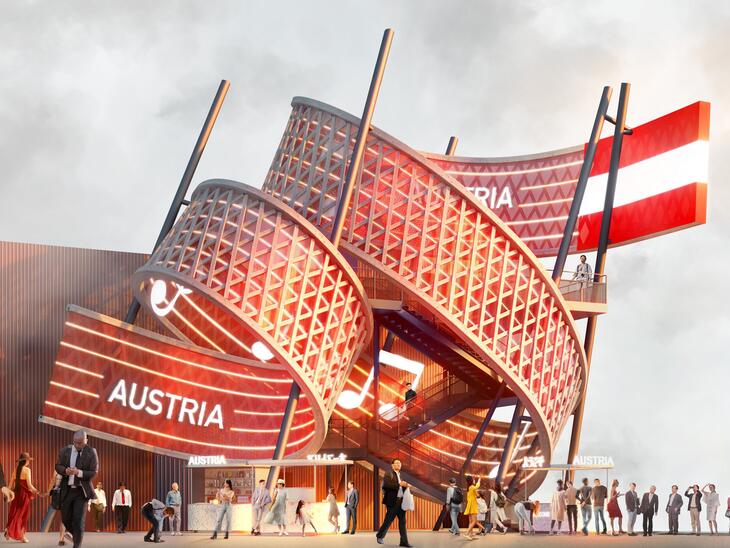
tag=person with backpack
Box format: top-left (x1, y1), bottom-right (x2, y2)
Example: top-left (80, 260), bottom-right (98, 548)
top-left (445, 478), bottom-right (463, 535)
top-left (489, 481), bottom-right (508, 534)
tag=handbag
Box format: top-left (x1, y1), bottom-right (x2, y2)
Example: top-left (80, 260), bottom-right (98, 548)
top-left (50, 488), bottom-right (61, 510)
top-left (401, 488), bottom-right (415, 512)
top-left (725, 509), bottom-right (730, 518)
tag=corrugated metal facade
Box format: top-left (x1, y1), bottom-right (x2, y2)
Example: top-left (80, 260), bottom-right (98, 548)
top-left (0, 241), bottom-right (188, 532)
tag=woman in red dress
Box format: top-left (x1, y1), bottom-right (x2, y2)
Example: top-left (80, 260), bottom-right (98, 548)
top-left (4, 452), bottom-right (40, 543)
top-left (607, 478), bottom-right (625, 536)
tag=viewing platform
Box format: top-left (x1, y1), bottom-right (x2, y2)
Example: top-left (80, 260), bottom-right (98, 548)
top-left (559, 272), bottom-right (608, 319)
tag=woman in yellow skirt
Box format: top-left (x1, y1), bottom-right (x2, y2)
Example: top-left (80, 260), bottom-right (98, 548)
top-left (464, 475), bottom-right (484, 539)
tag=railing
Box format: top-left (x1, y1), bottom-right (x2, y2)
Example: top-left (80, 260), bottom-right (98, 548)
top-left (325, 417), bottom-right (461, 490)
top-left (558, 272), bottom-right (607, 304)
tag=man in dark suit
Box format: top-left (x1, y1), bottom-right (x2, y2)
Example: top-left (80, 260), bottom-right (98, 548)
top-left (344, 481), bottom-right (359, 534)
top-left (685, 484), bottom-right (702, 535)
top-left (639, 485), bottom-right (659, 536)
top-left (625, 482), bottom-right (639, 536)
top-left (56, 430), bottom-right (99, 548)
top-left (666, 485), bottom-right (683, 535)
top-left (376, 459), bottom-right (412, 547)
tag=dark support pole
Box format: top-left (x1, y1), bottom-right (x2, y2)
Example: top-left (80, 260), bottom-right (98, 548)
top-left (265, 383), bottom-right (300, 488)
top-left (372, 464), bottom-right (380, 530)
top-left (506, 438), bottom-right (538, 498)
top-left (460, 381), bottom-right (507, 479)
top-left (383, 330), bottom-right (396, 352)
top-left (444, 136), bottom-right (459, 156)
top-left (566, 83), bottom-right (631, 483)
top-left (373, 320), bottom-right (381, 421)
top-left (273, 30), bottom-right (394, 483)
top-left (124, 79), bottom-right (231, 324)
top-left (551, 86), bottom-right (612, 283)
top-left (495, 403), bottom-right (525, 486)
top-left (329, 28), bottom-right (394, 248)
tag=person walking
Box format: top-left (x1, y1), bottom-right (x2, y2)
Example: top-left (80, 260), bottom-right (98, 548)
top-left (624, 482), bottom-right (639, 536)
top-left (251, 479), bottom-right (271, 536)
top-left (462, 475), bottom-right (483, 540)
top-left (165, 482), bottom-right (182, 536)
top-left (445, 478), bottom-right (462, 535)
top-left (685, 484), bottom-right (703, 536)
top-left (639, 485), bottom-right (659, 537)
top-left (476, 492), bottom-right (488, 536)
top-left (549, 478), bottom-right (566, 535)
top-left (112, 482), bottom-right (132, 533)
top-left (375, 458), bottom-right (412, 547)
top-left (295, 501), bottom-right (317, 536)
top-left (577, 477), bottom-right (592, 536)
top-left (702, 483), bottom-right (720, 535)
top-left (326, 487), bottom-right (340, 533)
top-left (4, 452), bottom-right (40, 543)
top-left (142, 498), bottom-right (174, 543)
top-left (88, 482), bottom-right (106, 533)
top-left (210, 480), bottom-right (235, 539)
top-left (666, 485), bottom-right (682, 535)
top-left (40, 472), bottom-right (69, 545)
top-left (607, 479), bottom-right (624, 535)
top-left (564, 479), bottom-right (578, 535)
top-left (265, 478), bottom-right (288, 536)
top-left (489, 481), bottom-right (508, 534)
top-left (591, 478), bottom-right (608, 535)
top-left (56, 431), bottom-right (99, 548)
top-left (344, 481), bottom-right (359, 535)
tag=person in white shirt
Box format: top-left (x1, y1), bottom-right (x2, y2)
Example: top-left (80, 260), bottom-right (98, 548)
top-left (88, 482), bottom-right (106, 532)
top-left (111, 482), bottom-right (132, 533)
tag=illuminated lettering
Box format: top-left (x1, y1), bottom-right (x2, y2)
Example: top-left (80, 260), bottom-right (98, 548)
top-left (106, 380), bottom-right (224, 429)
top-left (187, 455), bottom-right (227, 466)
top-left (573, 455), bottom-right (614, 467)
top-left (149, 280), bottom-right (192, 318)
top-left (471, 186), bottom-right (514, 209)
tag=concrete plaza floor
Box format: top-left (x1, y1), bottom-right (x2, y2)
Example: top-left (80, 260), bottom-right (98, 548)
top-left (17, 531), bottom-right (730, 547)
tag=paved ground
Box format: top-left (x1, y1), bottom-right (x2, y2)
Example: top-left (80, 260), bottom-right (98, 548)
top-left (17, 531), bottom-right (730, 547)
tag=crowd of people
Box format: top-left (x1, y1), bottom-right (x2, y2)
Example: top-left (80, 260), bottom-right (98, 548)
top-left (3, 437), bottom-right (729, 545)
top-left (443, 475), bottom-right (729, 539)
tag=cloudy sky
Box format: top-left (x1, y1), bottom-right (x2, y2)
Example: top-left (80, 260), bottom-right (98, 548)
top-left (2, 0), bottom-right (728, 524)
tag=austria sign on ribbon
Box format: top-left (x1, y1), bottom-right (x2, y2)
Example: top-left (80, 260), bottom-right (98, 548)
top-left (41, 182), bottom-right (372, 460)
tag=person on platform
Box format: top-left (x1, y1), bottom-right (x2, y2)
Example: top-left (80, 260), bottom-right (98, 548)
top-left (702, 483), bottom-right (720, 535)
top-left (210, 479), bottom-right (235, 540)
top-left (685, 484), bottom-right (703, 536)
top-left (376, 458), bottom-right (412, 547)
top-left (462, 475), bottom-right (483, 540)
top-left (549, 478), bottom-right (566, 535)
top-left (573, 255), bottom-right (593, 286)
top-left (591, 478), bottom-right (608, 535)
top-left (40, 472), bottom-right (69, 546)
top-left (4, 452), bottom-right (40, 543)
top-left (56, 431), bottom-right (99, 548)
top-left (607, 479), bottom-right (624, 535)
top-left (563, 479), bottom-right (578, 535)
top-left (265, 478), bottom-right (288, 536)
top-left (445, 478), bottom-right (462, 535)
top-left (1, 463), bottom-right (15, 503)
top-left (666, 484), bottom-right (683, 535)
top-left (165, 482), bottom-right (182, 536)
top-left (404, 383), bottom-right (417, 403)
top-left (141, 498), bottom-right (174, 543)
top-left (489, 481), bottom-right (508, 535)
top-left (639, 485), bottom-right (659, 536)
top-left (112, 481), bottom-right (132, 534)
top-left (294, 500), bottom-right (317, 536)
top-left (344, 481), bottom-right (359, 535)
top-left (251, 479), bottom-right (271, 536)
top-left (89, 481), bottom-right (106, 533)
top-left (326, 487), bottom-right (340, 533)
top-left (577, 477), bottom-right (593, 536)
top-left (624, 482), bottom-right (639, 536)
